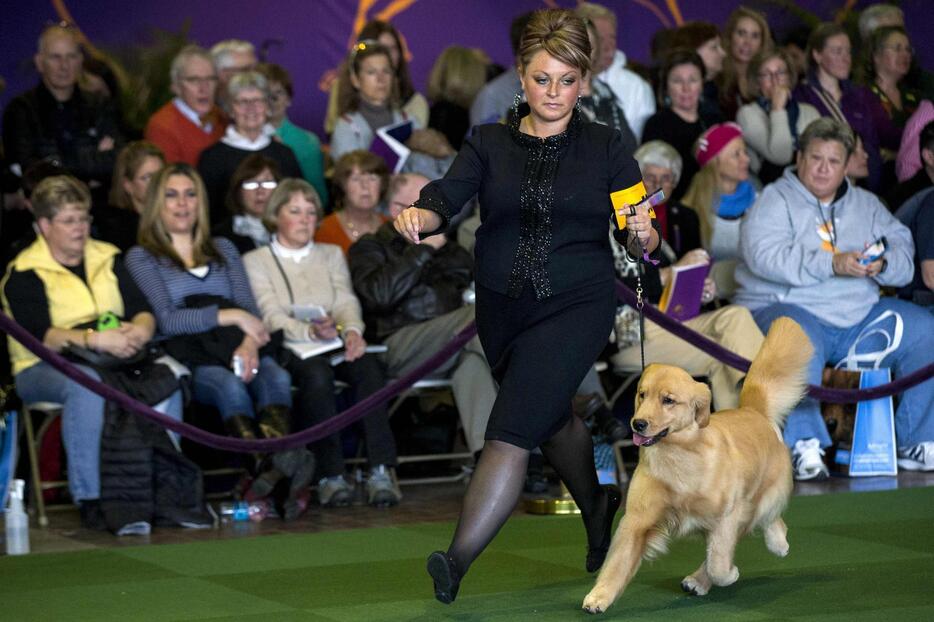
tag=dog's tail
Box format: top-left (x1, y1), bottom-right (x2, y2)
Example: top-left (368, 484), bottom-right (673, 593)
top-left (739, 317), bottom-right (814, 427)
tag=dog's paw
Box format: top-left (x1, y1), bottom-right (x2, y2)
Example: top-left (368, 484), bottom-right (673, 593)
top-left (582, 588), bottom-right (613, 614)
top-left (710, 565), bottom-right (739, 587)
top-left (681, 574), bottom-right (710, 596)
top-left (767, 539), bottom-right (789, 557)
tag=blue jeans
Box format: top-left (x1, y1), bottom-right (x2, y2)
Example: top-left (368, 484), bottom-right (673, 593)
top-left (15, 362), bottom-right (183, 503)
top-left (753, 299), bottom-right (934, 449)
top-left (191, 355), bottom-right (291, 419)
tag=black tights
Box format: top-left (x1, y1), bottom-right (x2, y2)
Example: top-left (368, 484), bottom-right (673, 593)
top-left (446, 415), bottom-right (608, 575)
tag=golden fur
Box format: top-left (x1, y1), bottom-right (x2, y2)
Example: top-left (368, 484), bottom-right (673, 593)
top-left (582, 318), bottom-right (814, 614)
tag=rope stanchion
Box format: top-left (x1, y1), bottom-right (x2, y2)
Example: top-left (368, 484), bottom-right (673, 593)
top-left (614, 280), bottom-right (934, 404)
top-left (0, 311), bottom-right (477, 453)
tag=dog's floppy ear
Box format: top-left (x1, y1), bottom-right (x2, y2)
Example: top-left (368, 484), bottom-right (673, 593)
top-left (691, 381), bottom-right (712, 428)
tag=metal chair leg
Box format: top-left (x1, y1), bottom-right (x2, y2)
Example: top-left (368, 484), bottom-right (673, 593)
top-left (21, 407), bottom-right (48, 528)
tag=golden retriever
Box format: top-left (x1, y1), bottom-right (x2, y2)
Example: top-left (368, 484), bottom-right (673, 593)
top-left (582, 317), bottom-right (813, 614)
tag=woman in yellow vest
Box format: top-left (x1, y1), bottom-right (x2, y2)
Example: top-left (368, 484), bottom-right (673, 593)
top-left (1, 175), bottom-right (182, 530)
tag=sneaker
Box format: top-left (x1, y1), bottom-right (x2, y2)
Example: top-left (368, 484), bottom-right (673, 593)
top-left (897, 442), bottom-right (934, 471)
top-left (317, 476), bottom-right (354, 508)
top-left (367, 465), bottom-right (402, 507)
top-left (792, 438), bottom-right (829, 481)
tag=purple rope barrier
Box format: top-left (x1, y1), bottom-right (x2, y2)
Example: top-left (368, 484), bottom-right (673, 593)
top-left (0, 310), bottom-right (477, 452)
top-left (615, 280), bottom-right (934, 404)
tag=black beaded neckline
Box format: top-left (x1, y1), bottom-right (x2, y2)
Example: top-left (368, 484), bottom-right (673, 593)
top-left (507, 103), bottom-right (582, 151)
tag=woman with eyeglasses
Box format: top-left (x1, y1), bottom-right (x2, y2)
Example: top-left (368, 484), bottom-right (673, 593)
top-left (2, 175), bottom-right (184, 530)
top-left (258, 63), bottom-right (329, 208)
top-left (737, 49), bottom-right (820, 184)
top-left (213, 154), bottom-right (281, 254)
top-left (864, 26), bottom-right (920, 146)
top-left (642, 49), bottom-right (723, 201)
top-left (315, 151), bottom-right (389, 255)
top-left (197, 71), bottom-right (301, 227)
top-left (794, 23), bottom-right (894, 191)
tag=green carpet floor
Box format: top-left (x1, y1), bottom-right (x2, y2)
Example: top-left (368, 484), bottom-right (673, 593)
top-left (2, 486), bottom-right (933, 621)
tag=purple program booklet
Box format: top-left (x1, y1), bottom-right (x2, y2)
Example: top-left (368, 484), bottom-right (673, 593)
top-left (658, 262), bottom-right (711, 322)
top-left (371, 119), bottom-right (414, 173)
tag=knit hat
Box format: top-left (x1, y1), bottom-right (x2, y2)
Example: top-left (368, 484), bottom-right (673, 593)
top-left (695, 122), bottom-right (743, 168)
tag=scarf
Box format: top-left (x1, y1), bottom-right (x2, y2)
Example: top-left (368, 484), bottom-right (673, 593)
top-left (717, 180), bottom-right (755, 219)
top-left (757, 96), bottom-right (802, 149)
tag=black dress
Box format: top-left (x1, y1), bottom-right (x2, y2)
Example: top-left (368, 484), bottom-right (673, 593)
top-left (415, 108), bottom-right (644, 449)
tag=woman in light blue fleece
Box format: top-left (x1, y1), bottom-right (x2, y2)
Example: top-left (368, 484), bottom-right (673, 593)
top-left (733, 117), bottom-right (934, 479)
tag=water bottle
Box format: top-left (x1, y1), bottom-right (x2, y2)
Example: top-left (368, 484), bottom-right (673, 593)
top-left (5, 479), bottom-right (30, 555)
top-left (218, 500), bottom-right (267, 523)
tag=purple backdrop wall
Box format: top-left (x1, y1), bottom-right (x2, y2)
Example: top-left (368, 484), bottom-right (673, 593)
top-left (2, 0), bottom-right (933, 139)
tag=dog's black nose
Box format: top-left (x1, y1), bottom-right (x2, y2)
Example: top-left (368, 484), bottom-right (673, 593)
top-left (632, 419), bottom-right (648, 433)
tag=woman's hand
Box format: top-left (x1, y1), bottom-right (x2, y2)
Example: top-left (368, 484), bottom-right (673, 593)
top-left (92, 329), bottom-right (141, 359)
top-left (219, 308), bottom-right (270, 346)
top-left (676, 248), bottom-right (710, 267)
top-left (701, 277), bottom-right (717, 303)
top-left (407, 128), bottom-right (455, 158)
top-left (343, 331), bottom-right (367, 362)
top-left (232, 338), bottom-right (261, 384)
top-left (119, 322), bottom-right (151, 351)
top-left (308, 316), bottom-right (339, 341)
top-left (622, 203), bottom-right (653, 248)
top-left (394, 207), bottom-right (441, 244)
top-left (770, 85), bottom-right (790, 111)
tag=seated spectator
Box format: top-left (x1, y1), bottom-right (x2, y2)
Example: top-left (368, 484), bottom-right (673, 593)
top-left (325, 20), bottom-right (429, 136)
top-left (858, 3), bottom-right (934, 100)
top-left (668, 20), bottom-right (727, 124)
top-left (316, 151), bottom-right (389, 255)
top-left (578, 17), bottom-right (637, 155)
top-left (96, 141), bottom-right (165, 251)
top-left (213, 154), bottom-right (280, 254)
top-left (717, 6), bottom-right (773, 121)
top-left (427, 46), bottom-right (490, 151)
top-left (197, 71), bottom-right (301, 226)
top-left (469, 12), bottom-right (533, 127)
top-left (258, 63), bottom-right (328, 207)
top-left (2, 24), bottom-right (122, 190)
top-left (681, 122), bottom-right (755, 298)
top-left (348, 173), bottom-right (497, 456)
top-left (126, 164), bottom-right (313, 516)
top-left (643, 50), bottom-right (722, 201)
top-left (737, 49), bottom-right (821, 184)
top-left (577, 2), bottom-right (655, 141)
top-left (210, 39), bottom-right (257, 109)
top-left (733, 118), bottom-right (934, 478)
top-left (896, 99), bottom-right (934, 182)
top-left (794, 23), bottom-right (893, 192)
top-left (846, 133), bottom-right (871, 186)
top-left (144, 45), bottom-right (226, 167)
top-left (888, 120), bottom-right (934, 212)
top-left (632, 140), bottom-right (700, 258)
top-left (896, 187), bottom-right (934, 308)
top-left (864, 26), bottom-right (920, 144)
top-left (1, 175), bottom-right (183, 529)
top-left (779, 26), bottom-right (811, 84)
top-left (243, 179), bottom-right (400, 507)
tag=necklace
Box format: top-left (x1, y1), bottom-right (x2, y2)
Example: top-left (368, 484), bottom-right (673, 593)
top-left (340, 210), bottom-right (377, 240)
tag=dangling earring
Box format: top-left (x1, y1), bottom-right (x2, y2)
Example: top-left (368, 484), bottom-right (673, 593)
top-left (663, 95), bottom-right (671, 107)
top-left (576, 95), bottom-right (582, 113)
top-left (513, 90), bottom-right (523, 116)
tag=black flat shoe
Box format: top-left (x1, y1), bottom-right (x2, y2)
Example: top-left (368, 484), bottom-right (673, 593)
top-left (586, 484), bottom-right (622, 573)
top-left (427, 551), bottom-right (460, 604)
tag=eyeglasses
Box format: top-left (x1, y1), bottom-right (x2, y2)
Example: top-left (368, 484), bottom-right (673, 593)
top-left (180, 75), bottom-right (218, 87)
top-left (881, 44), bottom-right (913, 55)
top-left (232, 97), bottom-right (267, 109)
top-left (757, 69), bottom-right (788, 81)
top-left (642, 173), bottom-right (674, 186)
top-left (347, 173), bottom-right (381, 185)
top-left (51, 214), bottom-right (92, 227)
top-left (242, 180), bottom-right (278, 191)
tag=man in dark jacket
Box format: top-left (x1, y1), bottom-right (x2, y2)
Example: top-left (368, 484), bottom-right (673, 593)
top-left (2, 24), bottom-right (122, 191)
top-left (349, 173), bottom-right (496, 455)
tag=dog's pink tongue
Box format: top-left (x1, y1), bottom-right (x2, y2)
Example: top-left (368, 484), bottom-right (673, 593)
top-left (632, 432), bottom-right (650, 447)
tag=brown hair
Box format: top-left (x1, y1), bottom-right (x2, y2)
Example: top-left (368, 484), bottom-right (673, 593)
top-left (257, 62), bottom-right (293, 98)
top-left (225, 154), bottom-right (282, 215)
top-left (658, 49), bottom-right (705, 107)
top-left (335, 40), bottom-right (397, 116)
top-left (670, 21), bottom-right (721, 53)
top-left (720, 6), bottom-right (773, 98)
top-left (31, 175), bottom-right (90, 221)
top-left (746, 48), bottom-right (799, 98)
top-left (806, 23), bottom-right (849, 73)
top-left (109, 141), bottom-right (165, 210)
top-left (517, 9), bottom-right (592, 77)
top-left (358, 20), bottom-right (416, 102)
top-left (864, 25), bottom-right (911, 84)
top-left (332, 151), bottom-right (390, 210)
top-left (263, 178), bottom-right (323, 233)
top-left (138, 163), bottom-right (223, 269)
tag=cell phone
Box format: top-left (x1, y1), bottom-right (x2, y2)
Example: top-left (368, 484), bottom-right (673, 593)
top-left (859, 236), bottom-right (887, 265)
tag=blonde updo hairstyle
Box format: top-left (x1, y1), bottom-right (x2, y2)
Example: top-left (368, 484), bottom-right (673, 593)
top-left (517, 9), bottom-right (592, 77)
